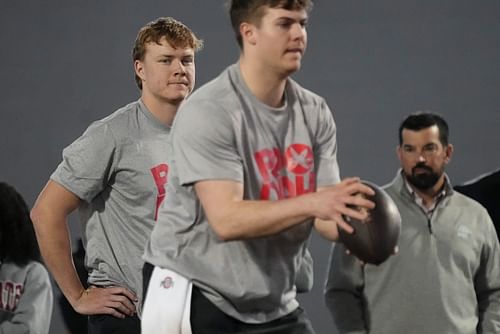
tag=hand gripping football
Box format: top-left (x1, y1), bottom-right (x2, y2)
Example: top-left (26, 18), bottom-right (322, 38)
top-left (338, 181), bottom-right (401, 265)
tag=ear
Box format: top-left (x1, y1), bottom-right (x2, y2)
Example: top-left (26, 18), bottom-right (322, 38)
top-left (134, 59), bottom-right (145, 81)
top-left (444, 143), bottom-right (454, 164)
top-left (396, 145), bottom-right (402, 162)
top-left (240, 22), bottom-right (257, 46)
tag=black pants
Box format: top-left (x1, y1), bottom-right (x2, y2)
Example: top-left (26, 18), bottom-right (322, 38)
top-left (88, 313), bottom-right (140, 334)
top-left (190, 286), bottom-right (315, 334)
top-left (142, 262), bottom-right (155, 307)
top-left (142, 262), bottom-right (315, 334)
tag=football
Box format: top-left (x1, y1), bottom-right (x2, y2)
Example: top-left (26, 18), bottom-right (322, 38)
top-left (338, 180), bottom-right (401, 265)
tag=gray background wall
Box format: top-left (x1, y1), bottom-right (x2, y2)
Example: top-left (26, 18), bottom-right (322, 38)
top-left (1, 1), bottom-right (499, 333)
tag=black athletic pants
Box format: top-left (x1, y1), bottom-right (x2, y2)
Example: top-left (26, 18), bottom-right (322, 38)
top-left (88, 313), bottom-right (140, 334)
top-left (142, 262), bottom-right (315, 334)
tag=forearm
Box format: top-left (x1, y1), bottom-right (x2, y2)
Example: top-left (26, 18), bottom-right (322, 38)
top-left (206, 194), bottom-right (315, 240)
top-left (31, 181), bottom-right (85, 307)
top-left (32, 211), bottom-right (85, 306)
top-left (196, 178), bottom-right (375, 241)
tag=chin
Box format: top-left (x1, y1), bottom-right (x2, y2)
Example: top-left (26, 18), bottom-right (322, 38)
top-left (163, 96), bottom-right (186, 106)
top-left (168, 92), bottom-right (189, 100)
top-left (282, 63), bottom-right (301, 76)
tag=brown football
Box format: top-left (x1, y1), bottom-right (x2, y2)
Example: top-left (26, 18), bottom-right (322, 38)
top-left (338, 181), bottom-right (401, 265)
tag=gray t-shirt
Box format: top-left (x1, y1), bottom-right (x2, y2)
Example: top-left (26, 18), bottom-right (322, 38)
top-left (51, 100), bottom-right (171, 312)
top-left (144, 63), bottom-right (340, 323)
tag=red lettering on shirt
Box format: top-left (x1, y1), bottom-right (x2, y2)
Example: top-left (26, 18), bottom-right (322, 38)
top-left (150, 163), bottom-right (169, 221)
top-left (255, 148), bottom-right (284, 199)
top-left (254, 144), bottom-right (315, 200)
top-left (0, 280), bottom-right (23, 312)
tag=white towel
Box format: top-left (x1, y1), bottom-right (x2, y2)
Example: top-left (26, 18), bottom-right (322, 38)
top-left (141, 267), bottom-right (192, 334)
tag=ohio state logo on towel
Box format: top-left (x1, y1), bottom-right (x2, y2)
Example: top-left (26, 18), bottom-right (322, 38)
top-left (160, 276), bottom-right (174, 289)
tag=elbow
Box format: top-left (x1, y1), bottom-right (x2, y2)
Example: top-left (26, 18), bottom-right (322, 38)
top-left (30, 205), bottom-right (43, 228)
top-left (208, 219), bottom-right (240, 242)
top-left (30, 203), bottom-right (53, 234)
top-left (211, 226), bottom-right (237, 242)
top-left (29, 206), bottom-right (46, 240)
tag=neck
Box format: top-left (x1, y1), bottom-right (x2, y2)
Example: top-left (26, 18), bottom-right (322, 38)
top-left (140, 92), bottom-right (180, 127)
top-left (239, 55), bottom-right (288, 108)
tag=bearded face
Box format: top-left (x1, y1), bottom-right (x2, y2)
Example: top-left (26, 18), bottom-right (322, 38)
top-left (397, 126), bottom-right (453, 193)
top-left (404, 161), bottom-right (443, 190)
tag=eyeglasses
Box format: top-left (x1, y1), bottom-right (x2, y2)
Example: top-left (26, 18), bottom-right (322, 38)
top-left (401, 144), bottom-right (440, 158)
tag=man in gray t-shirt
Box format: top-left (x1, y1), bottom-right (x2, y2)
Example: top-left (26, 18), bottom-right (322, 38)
top-left (30, 17), bottom-right (202, 334)
top-left (142, 2), bottom-right (376, 334)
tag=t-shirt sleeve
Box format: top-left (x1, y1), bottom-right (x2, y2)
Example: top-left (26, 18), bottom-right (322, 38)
top-left (314, 100), bottom-right (341, 187)
top-left (50, 121), bottom-right (117, 202)
top-left (172, 100), bottom-right (243, 186)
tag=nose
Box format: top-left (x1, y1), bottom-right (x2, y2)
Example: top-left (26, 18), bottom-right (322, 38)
top-left (291, 23), bottom-right (306, 40)
top-left (416, 152), bottom-right (427, 163)
top-left (174, 60), bottom-right (186, 74)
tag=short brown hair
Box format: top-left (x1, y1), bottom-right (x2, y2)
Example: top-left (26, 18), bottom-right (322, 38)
top-left (227, 0), bottom-right (313, 49)
top-left (132, 17), bottom-right (203, 89)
